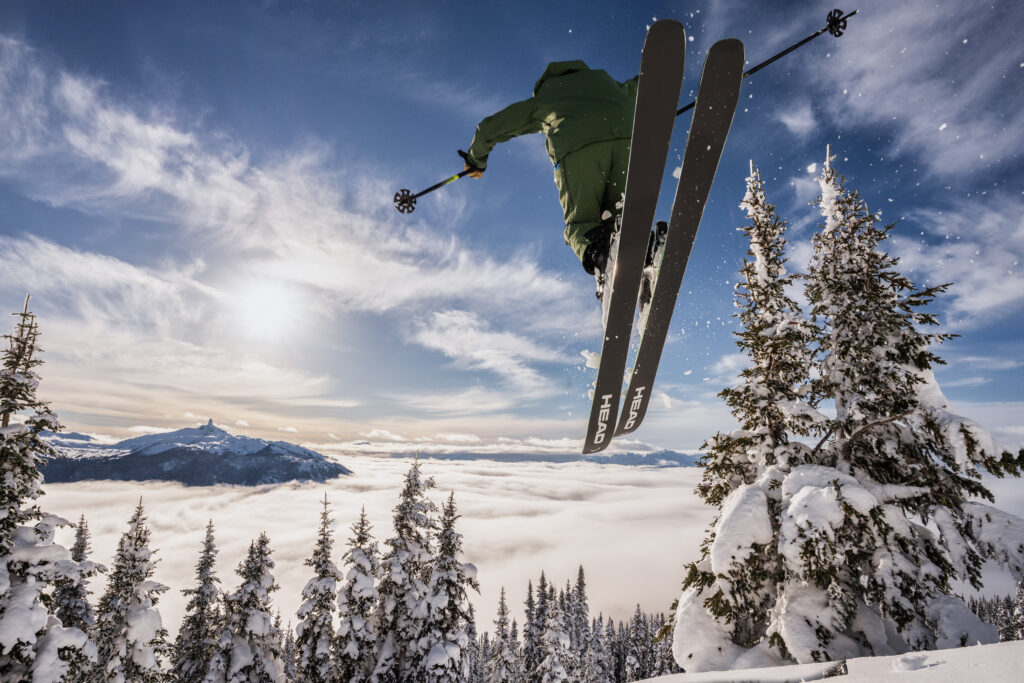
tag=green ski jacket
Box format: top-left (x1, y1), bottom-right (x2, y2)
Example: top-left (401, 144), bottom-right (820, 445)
top-left (465, 61), bottom-right (639, 170)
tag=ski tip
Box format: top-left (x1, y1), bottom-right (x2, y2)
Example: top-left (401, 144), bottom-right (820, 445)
top-left (710, 37), bottom-right (745, 59)
top-left (646, 18), bottom-right (685, 43)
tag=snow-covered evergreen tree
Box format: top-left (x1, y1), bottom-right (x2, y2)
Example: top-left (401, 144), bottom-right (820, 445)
top-left (521, 580), bottom-right (538, 675)
top-left (478, 631), bottom-right (491, 680)
top-left (334, 506), bottom-right (379, 682)
top-left (205, 532), bottom-right (284, 683)
top-left (570, 566), bottom-right (590, 672)
top-left (507, 618), bottom-right (521, 683)
top-left (673, 165), bottom-right (818, 668)
top-left (624, 605), bottom-right (650, 681)
top-left (421, 492), bottom-right (480, 682)
top-left (374, 460), bottom-right (437, 682)
top-left (465, 604), bottom-right (482, 683)
top-left (533, 598), bottom-right (571, 683)
top-left (282, 621), bottom-right (297, 681)
top-left (582, 615), bottom-right (612, 682)
top-left (1013, 579), bottom-right (1024, 641)
top-left (295, 494), bottom-right (339, 683)
top-left (0, 296), bottom-right (97, 682)
top-left (649, 614), bottom-right (676, 677)
top-left (172, 520), bottom-right (221, 683)
top-left (614, 621), bottom-right (627, 682)
top-left (484, 588), bottom-right (518, 683)
top-left (673, 153), bottom-right (1024, 672)
top-left (54, 515), bottom-right (102, 633)
top-left (92, 500), bottom-right (169, 682)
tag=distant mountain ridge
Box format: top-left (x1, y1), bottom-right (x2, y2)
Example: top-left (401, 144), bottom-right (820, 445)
top-left (41, 420), bottom-right (352, 486)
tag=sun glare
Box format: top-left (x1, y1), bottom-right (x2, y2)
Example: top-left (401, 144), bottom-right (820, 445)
top-left (232, 281), bottom-right (298, 342)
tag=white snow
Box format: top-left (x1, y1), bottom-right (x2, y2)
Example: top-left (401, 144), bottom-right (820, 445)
top-left (709, 485), bottom-right (772, 575)
top-left (645, 639), bottom-right (1024, 682)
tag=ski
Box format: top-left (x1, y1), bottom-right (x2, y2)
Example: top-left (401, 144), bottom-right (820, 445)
top-left (583, 19), bottom-right (686, 454)
top-left (616, 38), bottom-right (745, 438)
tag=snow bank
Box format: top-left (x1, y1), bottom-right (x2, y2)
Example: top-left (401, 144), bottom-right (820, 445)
top-left (645, 638), bottom-right (1024, 682)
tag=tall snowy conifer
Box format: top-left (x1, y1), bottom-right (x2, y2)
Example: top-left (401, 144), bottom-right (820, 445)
top-left (1010, 579), bottom-right (1024, 642)
top-left (282, 621), bottom-right (297, 681)
top-left (624, 605), bottom-right (650, 681)
top-left (673, 153), bottom-right (1024, 671)
top-left (484, 588), bottom-right (518, 683)
top-left (374, 460), bottom-right (437, 682)
top-left (533, 598), bottom-right (571, 683)
top-left (507, 618), bottom-right (521, 681)
top-left (295, 495), bottom-right (339, 683)
top-left (582, 615), bottom-right (612, 682)
top-left (205, 532), bottom-right (285, 683)
top-left (280, 618), bottom-right (296, 683)
top-left (571, 566), bottom-right (590, 668)
top-left (334, 506), bottom-right (380, 682)
top-left (172, 520), bottom-right (221, 683)
top-left (521, 580), bottom-right (538, 674)
top-left (0, 296), bottom-right (97, 681)
top-left (421, 492), bottom-right (480, 682)
top-left (673, 165), bottom-right (817, 669)
top-left (54, 515), bottom-right (101, 632)
top-left (92, 500), bottom-right (169, 682)
top-left (466, 604), bottom-right (482, 683)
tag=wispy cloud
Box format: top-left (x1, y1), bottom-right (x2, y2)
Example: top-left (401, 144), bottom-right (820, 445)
top-left (775, 101), bottom-right (816, 136)
top-left (0, 34), bottom-right (593, 437)
top-left (891, 194), bottom-right (1024, 327)
top-left (810, 2), bottom-right (1024, 177)
top-left (361, 428), bottom-right (407, 442)
top-left (413, 310), bottom-right (573, 394)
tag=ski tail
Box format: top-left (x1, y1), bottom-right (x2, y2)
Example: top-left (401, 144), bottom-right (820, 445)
top-left (615, 38), bottom-right (745, 438)
top-left (582, 20), bottom-right (686, 454)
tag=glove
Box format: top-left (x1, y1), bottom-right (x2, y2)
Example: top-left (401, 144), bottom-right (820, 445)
top-left (458, 149), bottom-right (484, 179)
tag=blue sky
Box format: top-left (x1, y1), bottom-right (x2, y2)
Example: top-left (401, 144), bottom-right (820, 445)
top-left (1, 0), bottom-right (1022, 454)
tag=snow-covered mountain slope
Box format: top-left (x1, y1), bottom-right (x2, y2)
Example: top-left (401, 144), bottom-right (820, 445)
top-left (41, 420), bottom-right (352, 486)
top-left (646, 639), bottom-right (1024, 682)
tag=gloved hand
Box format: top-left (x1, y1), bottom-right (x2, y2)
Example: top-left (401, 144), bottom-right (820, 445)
top-left (458, 149), bottom-right (484, 179)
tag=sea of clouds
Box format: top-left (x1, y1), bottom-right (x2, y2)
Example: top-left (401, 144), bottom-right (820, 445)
top-left (43, 455), bottom-right (1024, 640)
top-left (44, 457), bottom-right (715, 638)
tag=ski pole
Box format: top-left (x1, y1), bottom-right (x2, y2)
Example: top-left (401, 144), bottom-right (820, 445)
top-left (395, 9), bottom-right (857, 213)
top-left (675, 8), bottom-right (858, 117)
top-left (393, 169), bottom-right (470, 214)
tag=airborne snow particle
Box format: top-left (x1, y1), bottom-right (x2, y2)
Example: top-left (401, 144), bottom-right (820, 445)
top-left (688, 35), bottom-right (694, 42)
top-left (939, 123), bottom-right (948, 131)
top-left (806, 163), bottom-right (817, 174)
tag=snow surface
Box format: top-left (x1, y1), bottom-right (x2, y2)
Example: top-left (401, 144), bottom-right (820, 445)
top-left (645, 639), bottom-right (1024, 682)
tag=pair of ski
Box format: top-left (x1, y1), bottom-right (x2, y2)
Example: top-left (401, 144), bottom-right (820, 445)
top-left (584, 21), bottom-right (744, 454)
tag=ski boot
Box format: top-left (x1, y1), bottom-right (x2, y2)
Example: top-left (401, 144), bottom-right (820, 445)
top-left (583, 219), bottom-right (620, 328)
top-left (637, 221), bottom-right (668, 325)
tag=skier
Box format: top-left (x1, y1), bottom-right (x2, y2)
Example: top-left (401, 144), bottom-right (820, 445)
top-left (460, 60), bottom-right (645, 302)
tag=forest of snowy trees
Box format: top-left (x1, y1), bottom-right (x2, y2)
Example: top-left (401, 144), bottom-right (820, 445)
top-left (4, 150), bottom-right (1024, 682)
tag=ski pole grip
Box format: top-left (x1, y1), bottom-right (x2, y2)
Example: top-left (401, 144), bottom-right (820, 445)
top-left (457, 149), bottom-right (484, 174)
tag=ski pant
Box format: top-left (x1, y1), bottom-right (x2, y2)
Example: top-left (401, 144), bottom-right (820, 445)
top-left (554, 138), bottom-right (631, 264)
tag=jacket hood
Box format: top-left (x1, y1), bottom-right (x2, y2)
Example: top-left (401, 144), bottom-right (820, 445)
top-left (533, 60), bottom-right (591, 96)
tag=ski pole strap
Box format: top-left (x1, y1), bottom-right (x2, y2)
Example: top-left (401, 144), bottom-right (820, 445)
top-left (675, 8), bottom-right (858, 117)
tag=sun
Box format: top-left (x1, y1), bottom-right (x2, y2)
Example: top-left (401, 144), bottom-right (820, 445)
top-left (231, 281), bottom-right (299, 343)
